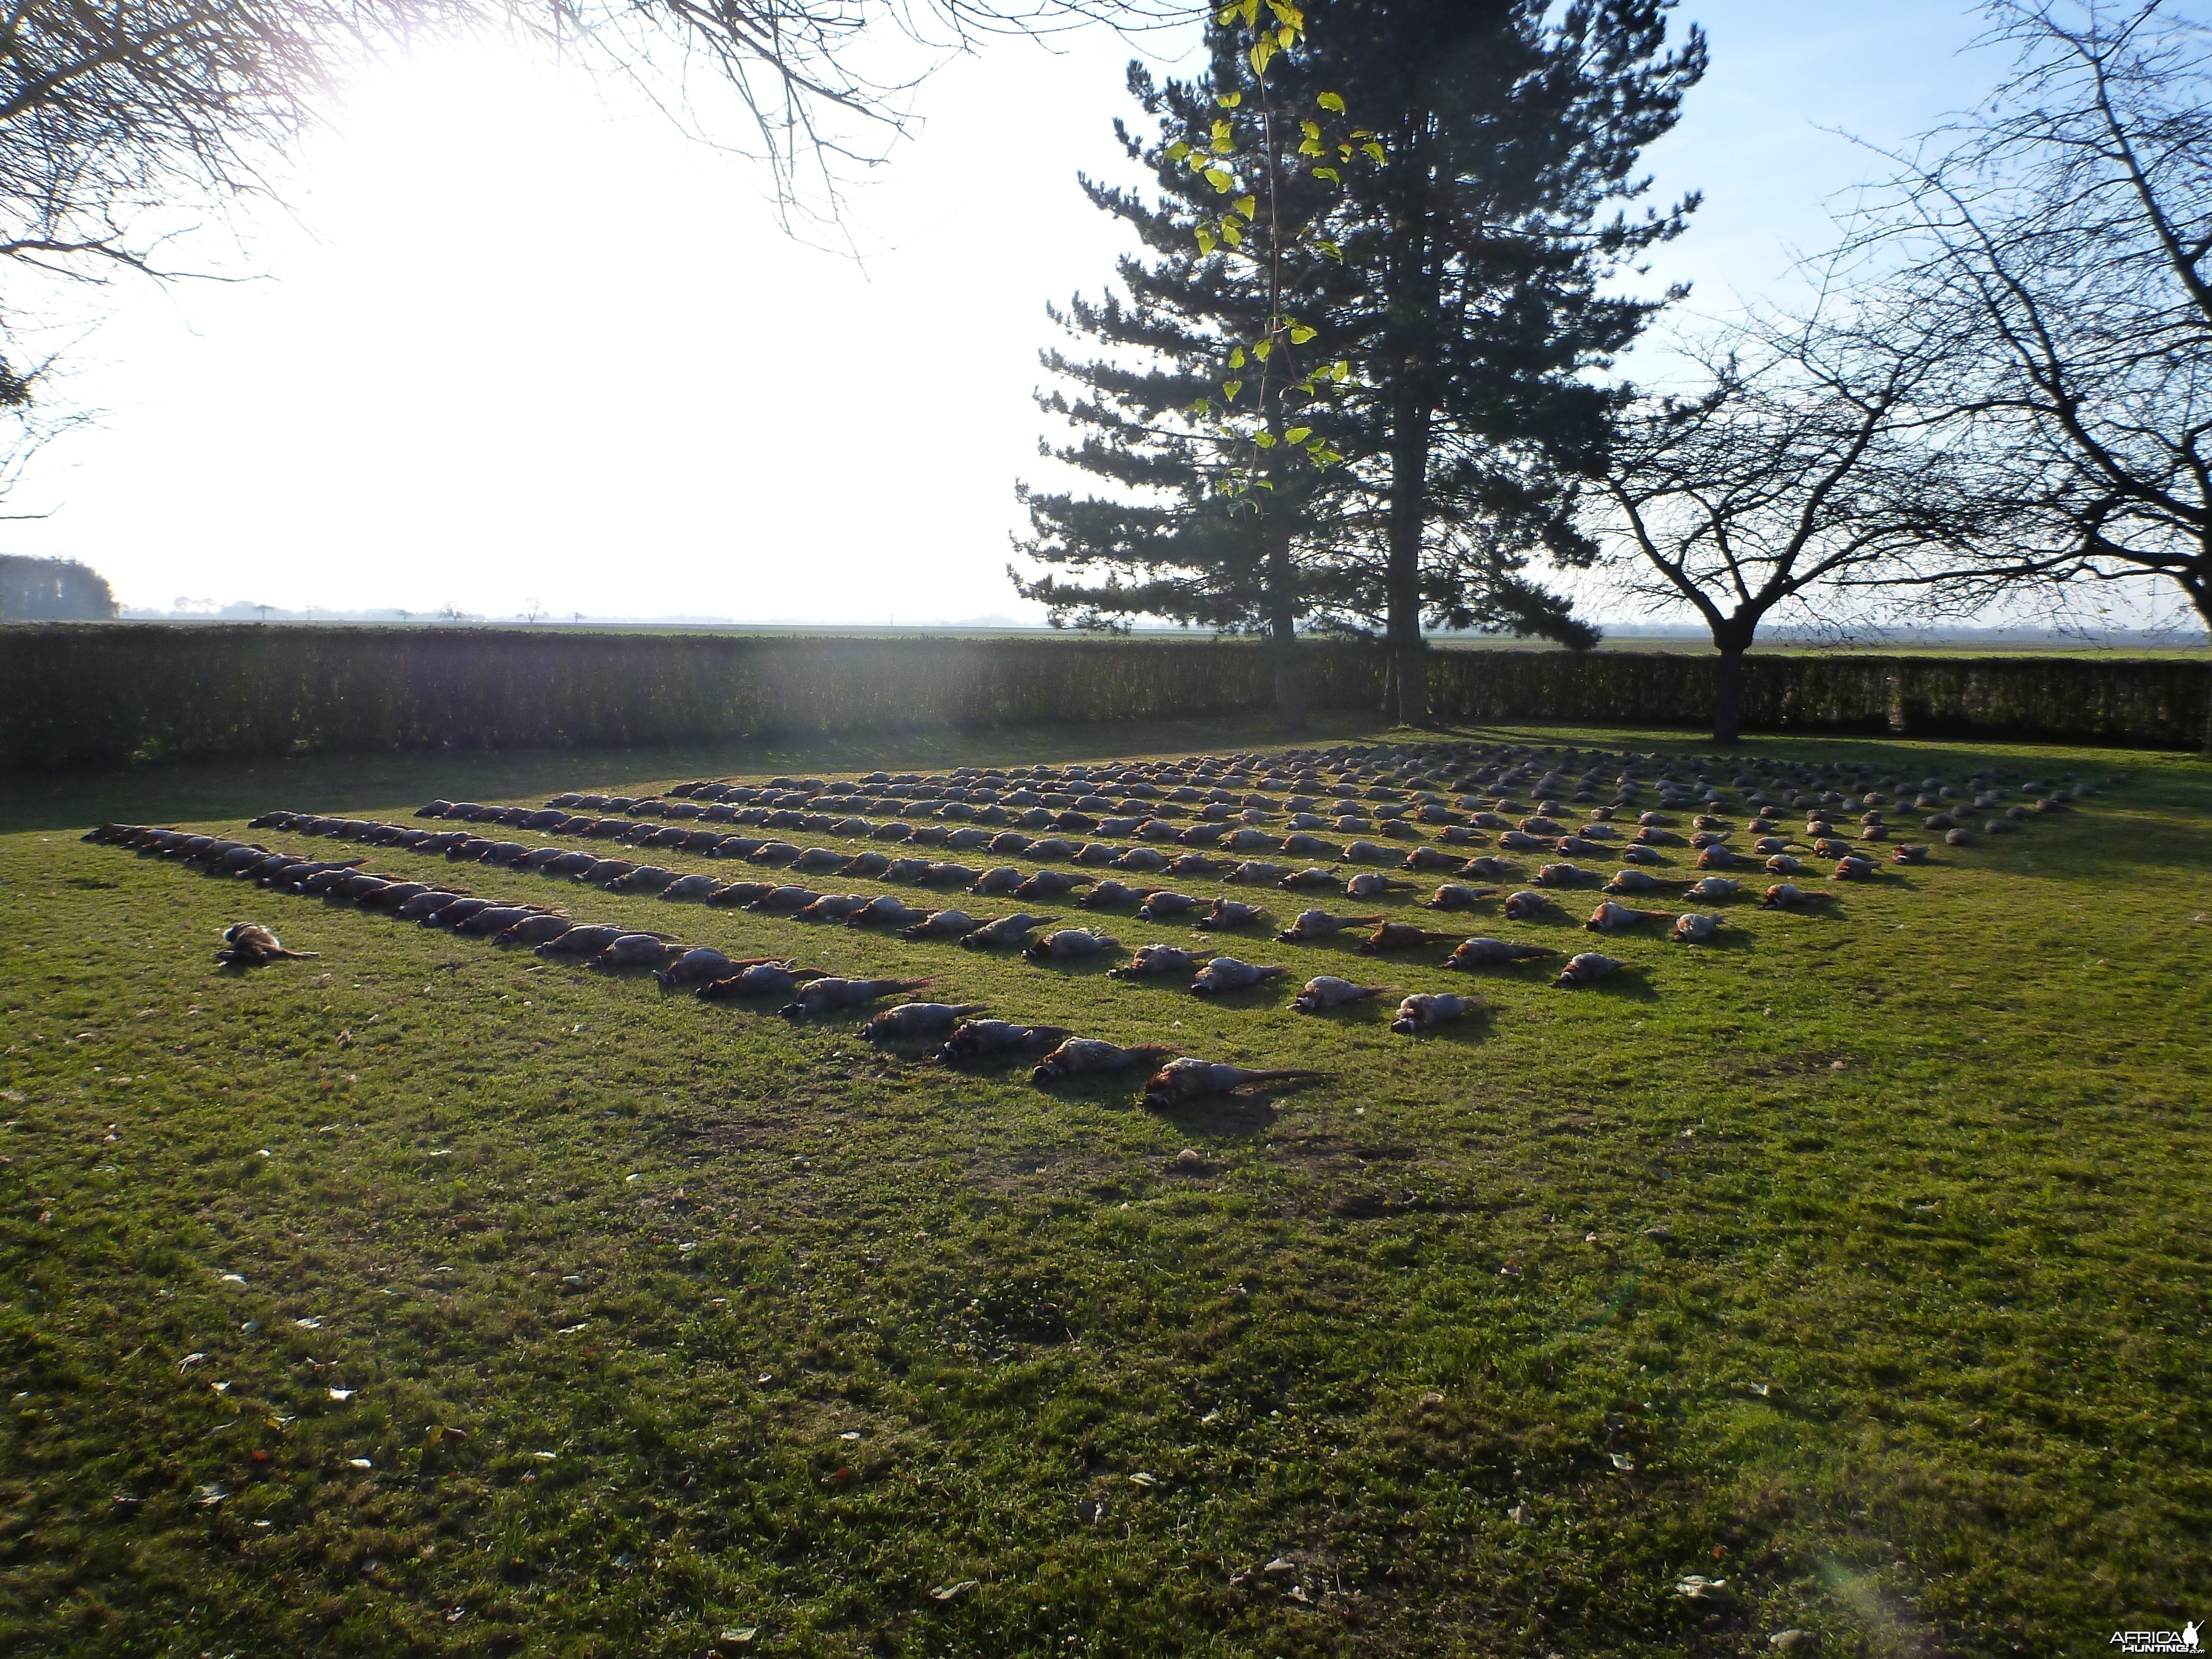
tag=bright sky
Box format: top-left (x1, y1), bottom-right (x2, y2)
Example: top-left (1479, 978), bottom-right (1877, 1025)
top-left (5, 1), bottom-right (2008, 624)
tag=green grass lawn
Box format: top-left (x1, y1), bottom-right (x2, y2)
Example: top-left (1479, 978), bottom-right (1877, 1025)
top-left (2, 720), bottom-right (2207, 1658)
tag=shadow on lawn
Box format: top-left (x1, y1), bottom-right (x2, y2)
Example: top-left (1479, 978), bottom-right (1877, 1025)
top-left (1563, 971), bottom-right (1661, 1004)
top-left (1140, 1088), bottom-right (1307, 1140)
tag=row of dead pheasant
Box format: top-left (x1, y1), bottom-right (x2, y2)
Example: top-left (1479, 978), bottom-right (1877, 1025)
top-left (80, 823), bottom-right (1415, 1109)
top-left (86, 820), bottom-right (1599, 1026)
top-left (81, 740), bottom-right (2128, 1096)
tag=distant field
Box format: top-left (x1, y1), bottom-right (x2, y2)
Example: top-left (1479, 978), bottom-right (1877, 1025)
top-left (2, 719), bottom-right (2206, 1657)
top-left (1443, 635), bottom-right (2212, 659)
top-left (93, 618), bottom-right (2212, 658)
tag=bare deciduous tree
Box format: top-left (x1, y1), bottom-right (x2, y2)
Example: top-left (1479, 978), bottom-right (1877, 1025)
top-left (0, 0), bottom-right (1190, 510)
top-left (0, 0), bottom-right (1193, 281)
top-left (1844, 0), bottom-right (2212, 636)
top-left (1596, 309), bottom-right (1979, 743)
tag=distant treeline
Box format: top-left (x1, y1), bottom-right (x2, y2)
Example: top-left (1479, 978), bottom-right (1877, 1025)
top-left (0, 625), bottom-right (2204, 770)
top-left (0, 556), bottom-right (117, 622)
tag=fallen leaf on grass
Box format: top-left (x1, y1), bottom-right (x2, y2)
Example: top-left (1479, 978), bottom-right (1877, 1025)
top-left (719, 1630), bottom-right (757, 1645)
top-left (1610, 1453), bottom-right (1635, 1472)
top-left (348, 1458), bottom-right (372, 1469)
top-left (327, 1388), bottom-right (355, 1402)
top-left (1129, 1472), bottom-right (1158, 1486)
top-left (194, 1484), bottom-right (226, 1506)
top-left (930, 1580), bottom-right (979, 1601)
top-left (294, 1317), bottom-right (322, 1330)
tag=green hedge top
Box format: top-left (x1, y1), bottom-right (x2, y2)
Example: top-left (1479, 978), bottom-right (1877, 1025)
top-left (0, 624), bottom-right (2203, 770)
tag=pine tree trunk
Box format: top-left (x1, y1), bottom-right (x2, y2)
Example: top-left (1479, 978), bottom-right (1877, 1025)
top-left (1265, 524), bottom-right (1305, 731)
top-left (1272, 634), bottom-right (1306, 731)
top-left (1713, 646), bottom-right (1748, 747)
top-left (1384, 391), bottom-right (1431, 728)
top-left (1382, 122), bottom-right (1433, 730)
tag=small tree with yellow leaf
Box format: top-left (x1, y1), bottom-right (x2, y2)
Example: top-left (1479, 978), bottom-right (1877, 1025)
top-left (1013, 3), bottom-right (1376, 727)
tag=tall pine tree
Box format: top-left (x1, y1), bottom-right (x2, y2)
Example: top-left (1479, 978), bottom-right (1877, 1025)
top-left (1317, 0), bottom-right (1708, 722)
top-left (1014, 28), bottom-right (1363, 730)
top-left (1018, 1), bottom-right (1705, 723)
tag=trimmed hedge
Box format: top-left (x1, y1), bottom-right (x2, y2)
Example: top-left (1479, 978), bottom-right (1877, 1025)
top-left (1425, 650), bottom-right (2212, 748)
top-left (0, 627), bottom-right (1382, 770)
top-left (0, 625), bottom-right (2204, 770)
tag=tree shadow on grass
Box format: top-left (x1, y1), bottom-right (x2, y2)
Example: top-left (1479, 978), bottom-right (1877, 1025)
top-left (1186, 982), bottom-right (1296, 1011)
top-left (1391, 1010), bottom-right (1497, 1046)
top-left (1139, 1088), bottom-right (1300, 1141)
top-left (1019, 954), bottom-right (1123, 979)
top-left (1683, 926), bottom-right (1756, 954)
top-left (1284, 1004), bottom-right (1392, 1032)
top-left (1557, 971), bottom-right (1662, 1004)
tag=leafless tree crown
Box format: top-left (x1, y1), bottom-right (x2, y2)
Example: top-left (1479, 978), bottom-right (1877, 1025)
top-left (0, 0), bottom-right (1197, 288)
top-left (1597, 303), bottom-right (1981, 654)
top-left (1843, 0), bottom-right (2212, 630)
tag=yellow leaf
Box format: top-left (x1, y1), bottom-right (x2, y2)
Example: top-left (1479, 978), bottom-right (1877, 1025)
top-left (1363, 142), bottom-right (1386, 164)
top-left (1253, 338), bottom-right (1272, 361)
top-left (1205, 168), bottom-right (1235, 193)
top-left (1222, 220), bottom-right (1244, 246)
top-left (1254, 431), bottom-right (1277, 448)
top-left (1300, 121), bottom-right (1321, 142)
top-left (1234, 195), bottom-right (1258, 221)
top-left (1290, 325), bottom-right (1317, 345)
top-left (1228, 346), bottom-right (1246, 369)
top-left (1316, 91), bottom-right (1346, 113)
top-left (1286, 426), bottom-right (1312, 445)
top-left (1211, 119), bottom-right (1234, 152)
top-left (1250, 39), bottom-right (1276, 75)
top-left (1330, 359), bottom-right (1350, 381)
top-left (1223, 379), bottom-right (1244, 400)
top-left (1311, 166), bottom-right (1340, 183)
top-left (1216, 92), bottom-right (1242, 110)
top-left (1196, 227), bottom-right (1217, 254)
top-left (1166, 140), bottom-right (1192, 161)
top-left (1239, 0), bottom-right (1259, 24)
top-left (1279, 24), bottom-right (1296, 47)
